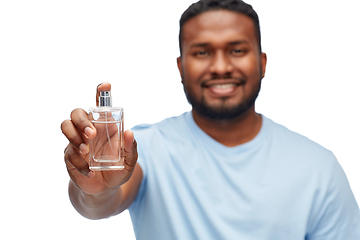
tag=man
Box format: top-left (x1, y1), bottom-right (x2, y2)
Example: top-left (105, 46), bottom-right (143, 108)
top-left (61, 0), bottom-right (360, 239)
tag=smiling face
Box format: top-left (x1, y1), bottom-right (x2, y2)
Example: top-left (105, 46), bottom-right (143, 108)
top-left (177, 10), bottom-right (267, 120)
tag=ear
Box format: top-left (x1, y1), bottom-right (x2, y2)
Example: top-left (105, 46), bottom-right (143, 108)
top-left (260, 52), bottom-right (267, 78)
top-left (177, 57), bottom-right (184, 83)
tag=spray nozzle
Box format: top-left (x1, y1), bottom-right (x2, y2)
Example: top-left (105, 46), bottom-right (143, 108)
top-left (99, 91), bottom-right (112, 107)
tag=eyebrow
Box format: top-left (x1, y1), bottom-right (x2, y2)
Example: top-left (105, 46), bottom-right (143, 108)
top-left (190, 43), bottom-right (209, 48)
top-left (228, 40), bottom-right (250, 45)
top-left (189, 40), bottom-right (249, 48)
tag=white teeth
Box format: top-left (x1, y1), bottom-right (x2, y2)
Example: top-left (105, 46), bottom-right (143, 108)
top-left (211, 83), bottom-right (236, 89)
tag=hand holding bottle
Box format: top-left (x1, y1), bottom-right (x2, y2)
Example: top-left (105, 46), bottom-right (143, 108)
top-left (61, 83), bottom-right (138, 196)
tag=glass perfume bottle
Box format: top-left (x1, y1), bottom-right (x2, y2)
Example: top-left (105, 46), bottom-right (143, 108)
top-left (88, 91), bottom-right (124, 171)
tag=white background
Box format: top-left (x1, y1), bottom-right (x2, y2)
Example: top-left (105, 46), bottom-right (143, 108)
top-left (1, 0), bottom-right (359, 239)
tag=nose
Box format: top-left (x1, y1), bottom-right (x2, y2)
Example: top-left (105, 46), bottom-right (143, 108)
top-left (209, 51), bottom-right (233, 77)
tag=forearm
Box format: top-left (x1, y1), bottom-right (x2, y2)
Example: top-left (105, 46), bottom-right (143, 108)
top-left (68, 180), bottom-right (122, 220)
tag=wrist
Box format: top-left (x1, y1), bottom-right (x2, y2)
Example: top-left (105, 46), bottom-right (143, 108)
top-left (69, 181), bottom-right (122, 219)
top-left (79, 186), bottom-right (120, 208)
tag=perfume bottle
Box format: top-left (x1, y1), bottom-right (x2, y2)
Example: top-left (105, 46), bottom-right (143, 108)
top-left (88, 91), bottom-right (124, 171)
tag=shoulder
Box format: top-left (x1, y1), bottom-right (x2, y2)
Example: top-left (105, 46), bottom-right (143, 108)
top-left (265, 116), bottom-right (335, 161)
top-left (261, 116), bottom-right (341, 182)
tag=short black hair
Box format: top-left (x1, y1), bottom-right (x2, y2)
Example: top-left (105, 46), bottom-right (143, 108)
top-left (179, 0), bottom-right (261, 55)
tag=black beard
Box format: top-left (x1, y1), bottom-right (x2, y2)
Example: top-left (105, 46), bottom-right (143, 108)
top-left (183, 79), bottom-right (261, 121)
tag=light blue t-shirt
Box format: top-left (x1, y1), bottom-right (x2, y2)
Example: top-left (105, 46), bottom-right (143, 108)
top-left (129, 112), bottom-right (360, 240)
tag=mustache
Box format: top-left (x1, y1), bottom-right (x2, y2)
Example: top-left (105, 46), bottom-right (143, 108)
top-left (201, 76), bottom-right (246, 87)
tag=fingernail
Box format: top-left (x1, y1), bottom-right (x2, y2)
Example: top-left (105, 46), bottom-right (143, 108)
top-left (84, 127), bottom-right (95, 139)
top-left (87, 170), bottom-right (95, 178)
top-left (79, 143), bottom-right (89, 154)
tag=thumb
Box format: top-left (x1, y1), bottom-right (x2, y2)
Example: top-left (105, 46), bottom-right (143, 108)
top-left (123, 130), bottom-right (138, 168)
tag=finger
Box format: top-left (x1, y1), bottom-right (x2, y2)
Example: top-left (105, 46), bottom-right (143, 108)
top-left (64, 144), bottom-right (93, 177)
top-left (123, 130), bottom-right (138, 169)
top-left (70, 108), bottom-right (97, 140)
top-left (96, 82), bottom-right (111, 106)
top-left (61, 119), bottom-right (89, 154)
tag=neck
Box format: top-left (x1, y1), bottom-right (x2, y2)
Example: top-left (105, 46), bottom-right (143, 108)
top-left (192, 107), bottom-right (262, 147)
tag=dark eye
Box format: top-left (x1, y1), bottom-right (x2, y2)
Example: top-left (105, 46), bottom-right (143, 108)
top-left (196, 51), bottom-right (209, 57)
top-left (231, 49), bottom-right (243, 55)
